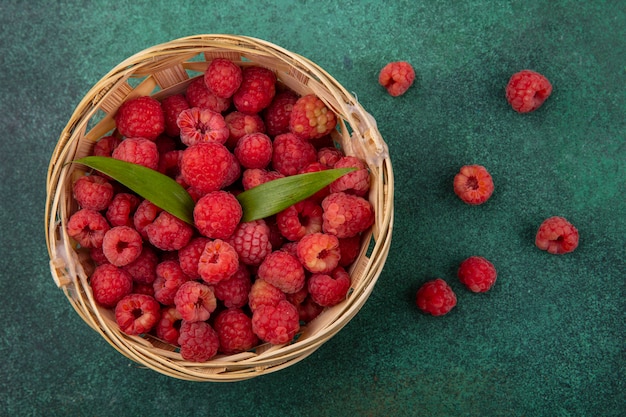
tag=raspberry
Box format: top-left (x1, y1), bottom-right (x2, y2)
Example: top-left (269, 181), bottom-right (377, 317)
top-left (177, 107), bottom-right (229, 146)
top-left (296, 232), bottom-right (341, 274)
top-left (160, 93), bottom-right (190, 137)
top-left (106, 192), bottom-right (140, 227)
top-left (416, 278), bottom-right (457, 316)
top-left (224, 111), bottom-right (266, 149)
top-left (178, 320), bottom-right (219, 362)
top-left (458, 256), bottom-right (497, 293)
top-left (67, 209), bottom-right (110, 248)
top-left (258, 250), bottom-right (305, 294)
top-left (112, 137), bottom-right (159, 170)
top-left (158, 150), bottom-right (186, 186)
top-left (505, 70), bottom-right (552, 113)
top-left (90, 246), bottom-right (109, 265)
top-left (132, 282), bottom-right (155, 297)
top-left (289, 94), bottom-right (337, 141)
top-left (153, 260), bottom-right (191, 306)
top-left (271, 132), bottom-right (317, 176)
top-left (155, 306), bottom-right (183, 345)
top-left (535, 216), bottom-right (579, 254)
top-left (279, 241), bottom-right (299, 258)
top-left (178, 237), bottom-right (210, 279)
top-left (204, 58), bottom-right (243, 99)
top-left (234, 132), bottom-right (273, 169)
top-left (198, 239), bottom-right (240, 284)
top-left (155, 135), bottom-right (178, 154)
top-left (317, 146), bottom-right (343, 167)
top-left (133, 199), bottom-right (162, 239)
top-left (115, 96), bottom-right (165, 141)
top-left (180, 142), bottom-right (233, 194)
top-left (378, 61), bottom-right (415, 97)
top-left (102, 226), bottom-right (143, 267)
top-left (296, 296), bottom-right (325, 323)
top-left (453, 164), bottom-right (494, 205)
top-left (308, 266), bottom-right (351, 307)
top-left (251, 300), bottom-right (300, 345)
top-left (338, 235), bottom-right (361, 267)
top-left (122, 245), bottom-right (159, 284)
top-left (223, 151), bottom-right (242, 188)
top-left (90, 263), bottom-right (133, 308)
top-left (322, 192), bottom-right (375, 238)
top-left (213, 265), bottom-right (252, 309)
top-left (185, 77), bottom-right (231, 113)
top-left (233, 66), bottom-right (276, 114)
top-left (73, 175), bottom-right (114, 211)
top-left (114, 294), bottom-right (161, 335)
top-left (241, 168), bottom-right (284, 190)
top-left (248, 279), bottom-right (286, 311)
top-left (193, 191), bottom-right (242, 240)
top-left (276, 199), bottom-right (323, 241)
top-left (298, 162), bottom-right (331, 202)
top-left (263, 90), bottom-right (298, 137)
top-left (93, 135), bottom-right (122, 157)
top-left (329, 156), bottom-right (370, 196)
top-left (144, 211), bottom-right (194, 251)
top-left (174, 280), bottom-right (217, 322)
top-left (214, 308), bottom-right (259, 354)
top-left (227, 219), bottom-right (272, 266)
top-left (266, 217), bottom-right (286, 251)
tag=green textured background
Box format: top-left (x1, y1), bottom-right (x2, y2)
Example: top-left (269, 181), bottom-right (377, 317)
top-left (1, 1), bottom-right (624, 416)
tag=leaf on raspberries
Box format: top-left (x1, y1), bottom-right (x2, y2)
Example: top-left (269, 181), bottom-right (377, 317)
top-left (73, 156), bottom-right (195, 225)
top-left (236, 168), bottom-right (356, 222)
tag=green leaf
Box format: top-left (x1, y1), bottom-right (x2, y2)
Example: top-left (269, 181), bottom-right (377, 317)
top-left (236, 167), bottom-right (356, 222)
top-left (74, 156), bottom-right (195, 225)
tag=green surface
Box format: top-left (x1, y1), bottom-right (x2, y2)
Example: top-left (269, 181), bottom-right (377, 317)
top-left (1, 1), bottom-right (624, 416)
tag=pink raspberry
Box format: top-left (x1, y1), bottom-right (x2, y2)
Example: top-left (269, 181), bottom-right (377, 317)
top-left (155, 306), bottom-right (183, 345)
top-left (174, 280), bottom-right (217, 322)
top-left (122, 245), bottom-right (159, 284)
top-left (213, 265), bottom-right (252, 309)
top-left (329, 156), bottom-right (370, 197)
top-left (322, 192), bottom-right (375, 238)
top-left (90, 263), bottom-right (133, 308)
top-left (271, 132), bottom-right (317, 176)
top-left (204, 58), bottom-right (243, 99)
top-left (378, 61), bottom-right (415, 97)
top-left (177, 107), bottom-right (229, 146)
top-left (193, 191), bottom-right (242, 239)
top-left (224, 111), bottom-right (266, 149)
top-left (276, 199), bottom-right (323, 241)
top-left (234, 132), bottom-right (273, 169)
top-left (185, 76), bottom-right (231, 113)
top-left (308, 266), bottom-right (351, 307)
top-left (262, 90), bottom-right (298, 137)
top-left (338, 235), bottom-right (361, 267)
top-left (198, 239), bottom-right (240, 284)
top-left (115, 96), bottom-right (165, 141)
top-left (214, 308), bottom-right (259, 354)
top-left (73, 175), bottom-right (114, 211)
top-left (416, 278), bottom-right (457, 316)
top-left (454, 164), bottom-right (494, 205)
top-left (458, 256), bottom-right (497, 293)
top-left (289, 94), bottom-right (337, 141)
top-left (257, 250), bottom-right (305, 294)
top-left (180, 142), bottom-right (233, 194)
top-left (251, 300), bottom-right (300, 345)
top-left (296, 232), bottom-right (341, 274)
top-left (114, 293), bottom-right (161, 335)
top-left (112, 137), bottom-right (159, 170)
top-left (241, 168), bottom-right (284, 190)
top-left (317, 146), bottom-right (343, 167)
top-left (93, 135), bottom-right (122, 157)
top-left (153, 260), bottom-right (191, 306)
top-left (248, 279), bottom-right (286, 311)
top-left (535, 216), bottom-right (579, 255)
top-left (161, 93), bottom-right (190, 137)
top-left (233, 66), bottom-right (276, 114)
top-left (144, 211), bottom-right (193, 251)
top-left (505, 70), bottom-right (552, 113)
top-left (102, 226), bottom-right (143, 267)
top-left (106, 192), bottom-right (140, 227)
top-left (67, 208), bottom-right (110, 248)
top-left (178, 320), bottom-right (220, 362)
top-left (178, 237), bottom-right (211, 279)
top-left (133, 199), bottom-right (162, 239)
top-left (227, 219), bottom-right (272, 266)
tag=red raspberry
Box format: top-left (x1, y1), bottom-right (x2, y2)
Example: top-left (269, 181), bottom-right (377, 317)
top-left (338, 235), bottom-right (361, 267)
top-left (102, 226), bottom-right (143, 267)
top-left (90, 263), bottom-right (133, 308)
top-left (317, 146), bottom-right (343, 167)
top-left (177, 107), bottom-right (229, 146)
top-left (112, 137), bottom-right (159, 170)
top-left (272, 132), bottom-right (317, 176)
top-left (90, 246), bottom-right (109, 265)
top-left (214, 308), bottom-right (259, 354)
top-left (178, 320), bottom-right (219, 362)
top-left (132, 282), bottom-right (155, 297)
top-left (153, 260), bottom-right (191, 306)
top-left (158, 150), bottom-right (186, 186)
top-left (193, 191), bottom-right (242, 239)
top-left (453, 164), bottom-right (494, 205)
top-left (106, 192), bottom-right (140, 227)
top-left (93, 135), bottom-right (122, 157)
top-left (241, 168), bottom-right (284, 190)
top-left (180, 142), bottom-right (233, 194)
top-left (458, 256), bottom-right (497, 293)
top-left (73, 175), bottom-right (114, 211)
top-left (535, 216), bottom-right (579, 255)
top-left (198, 239), bottom-right (240, 284)
top-left (251, 300), bottom-right (300, 345)
top-left (67, 209), bottom-right (110, 248)
top-left (289, 94), bottom-right (337, 141)
top-left (224, 111), bottom-right (266, 149)
top-left (114, 293), bottom-right (160, 335)
top-left (115, 96), bottom-right (165, 141)
top-left (266, 217), bottom-right (286, 252)
top-left (378, 61), bottom-right (415, 97)
top-left (416, 278), bottom-right (457, 316)
top-left (144, 211), bottom-right (194, 251)
top-left (223, 151), bottom-right (242, 188)
top-left (204, 58), bottom-right (243, 99)
top-left (263, 90), bottom-right (298, 137)
top-left (227, 219), bottom-right (272, 266)
top-left (133, 199), bottom-right (162, 239)
top-left (248, 279), bottom-right (286, 311)
top-left (329, 156), bottom-right (370, 196)
top-left (213, 265), bottom-right (252, 309)
top-left (258, 250), bottom-right (305, 294)
top-left (185, 77), bottom-right (231, 113)
top-left (296, 296), bottom-right (325, 323)
top-left (298, 162), bottom-right (331, 202)
top-left (505, 70), bottom-right (552, 113)
top-left (308, 266), bottom-right (351, 307)
top-left (233, 66), bottom-right (276, 114)
top-left (178, 237), bottom-right (210, 279)
top-left (122, 245), bottom-right (158, 284)
top-left (155, 306), bottom-right (183, 345)
top-left (276, 199), bottom-right (323, 241)
top-left (160, 94), bottom-right (190, 137)
top-left (279, 241), bottom-right (299, 258)
top-left (174, 281), bottom-right (217, 322)
top-left (296, 232), bottom-right (341, 274)
top-left (322, 192), bottom-right (375, 238)
top-left (234, 132), bottom-right (273, 169)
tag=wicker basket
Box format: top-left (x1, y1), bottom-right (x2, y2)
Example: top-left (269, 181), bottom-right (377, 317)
top-left (45, 34), bottom-right (394, 382)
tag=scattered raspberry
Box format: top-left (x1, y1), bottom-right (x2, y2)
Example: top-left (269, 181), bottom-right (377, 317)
top-left (227, 219), bottom-right (272, 266)
top-left (180, 142), bottom-right (233, 194)
top-left (276, 199), bottom-right (323, 241)
top-left (193, 191), bottom-right (242, 239)
top-left (204, 58), bottom-right (243, 99)
top-left (317, 146), bottom-right (343, 167)
top-left (338, 235), bottom-right (361, 267)
top-left (178, 320), bottom-right (219, 362)
top-left (93, 135), bottom-right (122, 157)
top-left (535, 216), bottom-right (579, 254)
top-left (114, 293), bottom-right (161, 335)
top-left (289, 94), bottom-right (337, 140)
top-left (251, 300), bottom-right (300, 345)
top-left (453, 164), bottom-right (494, 205)
top-left (458, 256), bottom-right (498, 293)
top-left (198, 239), bottom-right (240, 284)
top-left (67, 208), bottom-right (110, 248)
top-left (257, 250), bottom-right (305, 294)
top-left (296, 232), bottom-right (341, 274)
top-left (234, 132), bottom-right (273, 169)
top-left (133, 199), bottom-right (162, 239)
top-left (90, 263), bottom-right (133, 308)
top-left (505, 70), bottom-right (552, 113)
top-left (272, 132), bottom-right (317, 176)
top-left (155, 306), bottom-right (183, 345)
top-left (144, 211), bottom-right (193, 251)
top-left (214, 308), bottom-right (259, 354)
top-left (178, 237), bottom-right (211, 279)
top-left (122, 245), bottom-right (159, 284)
top-left (213, 265), bottom-right (252, 309)
top-left (378, 61), bottom-right (415, 97)
top-left (112, 137), bottom-right (159, 170)
top-left (248, 279), bottom-right (286, 311)
top-left (224, 111), bottom-right (266, 149)
top-left (185, 76), bottom-right (231, 113)
top-left (308, 266), bottom-right (351, 307)
top-left (73, 175), bottom-right (114, 211)
top-left (241, 168), bottom-right (284, 190)
top-left (233, 66), bottom-right (276, 114)
top-left (177, 107), bottom-right (229, 146)
top-left (115, 96), bottom-right (165, 141)
top-left (102, 226), bottom-right (143, 267)
top-left (322, 192), bottom-right (375, 238)
top-left (106, 192), bottom-right (140, 227)
top-left (263, 90), bottom-right (298, 137)
top-left (153, 260), bottom-right (191, 306)
top-left (416, 278), bottom-right (457, 316)
top-left (160, 93), bottom-right (190, 137)
top-left (298, 162), bottom-right (331, 202)
top-left (174, 281), bottom-right (217, 322)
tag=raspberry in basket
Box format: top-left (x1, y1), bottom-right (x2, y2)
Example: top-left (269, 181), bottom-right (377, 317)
top-left (193, 191), bottom-right (242, 239)
top-left (180, 142), bottom-right (233, 194)
top-left (535, 216), bottom-right (579, 254)
top-left (233, 66), bottom-right (277, 114)
top-left (102, 225), bottom-right (143, 267)
top-left (133, 199), bottom-right (162, 239)
top-left (177, 107), bottom-right (229, 146)
top-left (457, 256), bottom-right (497, 293)
top-left (106, 192), bottom-right (140, 227)
top-left (114, 96), bottom-right (165, 141)
top-left (263, 90), bottom-right (299, 137)
top-left (198, 239), bottom-right (240, 285)
top-left (90, 263), bottom-right (133, 308)
top-left (204, 58), bottom-right (243, 99)
top-left (378, 61), bottom-right (415, 97)
top-left (158, 150), bottom-right (185, 186)
top-left (276, 199), bottom-right (323, 241)
top-left (234, 132), bottom-right (273, 169)
top-left (289, 94), bottom-right (337, 140)
top-left (271, 132), bottom-right (318, 176)
top-left (185, 77), bottom-right (231, 113)
top-left (307, 266), bottom-right (351, 307)
top-left (258, 250), bottom-right (306, 294)
top-left (338, 235), bottom-right (361, 267)
top-left (453, 164), bottom-right (494, 205)
top-left (224, 111), bottom-right (266, 149)
top-left (248, 279), bottom-right (286, 311)
top-left (178, 320), bottom-right (220, 362)
top-left (322, 192), bottom-right (375, 238)
top-left (174, 280), bottom-right (217, 322)
top-left (227, 219), bottom-right (272, 266)
top-left (214, 308), bottom-right (259, 354)
top-left (415, 278), bottom-right (457, 316)
top-left (241, 168), bottom-right (284, 190)
top-left (252, 299), bottom-right (300, 345)
top-left (505, 70), bottom-right (552, 113)
top-left (93, 135), bottom-right (122, 157)
top-left (122, 245), bottom-right (159, 285)
top-left (317, 146), bottom-right (343, 168)
top-left (153, 260), bottom-right (191, 306)
top-left (144, 211), bottom-right (193, 251)
top-left (298, 162), bottom-right (332, 202)
top-left (114, 293), bottom-right (161, 336)
top-left (72, 175), bottom-right (114, 211)
top-left (66, 208), bottom-right (110, 248)
top-left (329, 155), bottom-right (370, 197)
top-left (178, 237), bottom-right (210, 279)
top-left (161, 93), bottom-right (190, 137)
top-left (297, 232), bottom-right (341, 274)
top-left (112, 137), bottom-right (159, 170)
top-left (156, 306), bottom-right (183, 345)
top-left (214, 265), bottom-right (252, 309)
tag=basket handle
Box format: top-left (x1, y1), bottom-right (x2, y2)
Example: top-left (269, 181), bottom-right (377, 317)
top-left (345, 106), bottom-right (389, 167)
